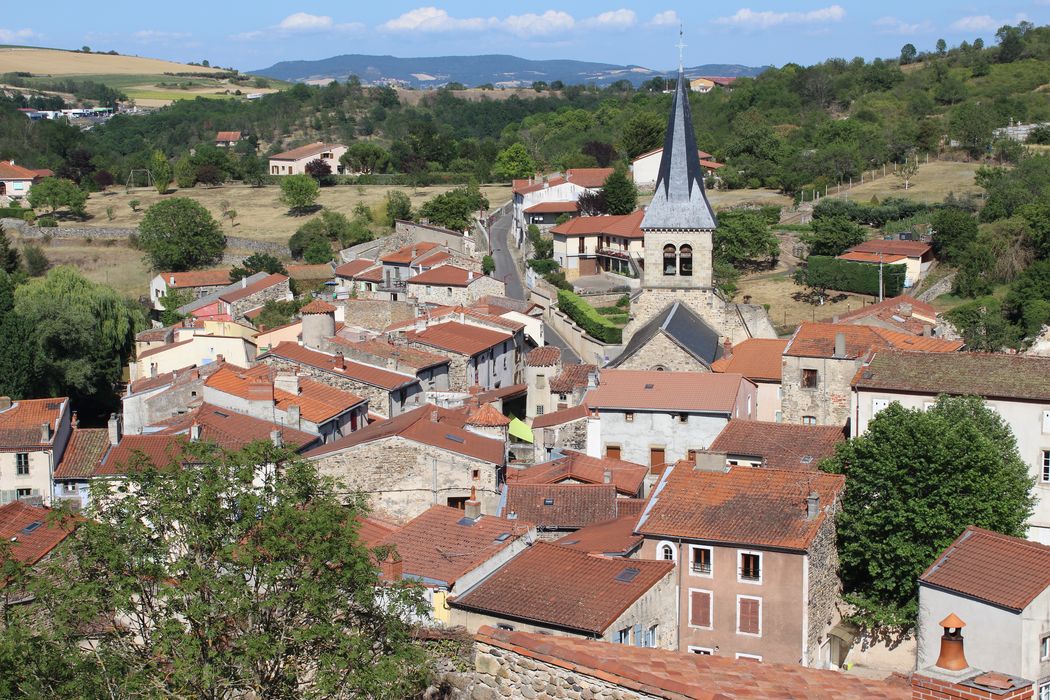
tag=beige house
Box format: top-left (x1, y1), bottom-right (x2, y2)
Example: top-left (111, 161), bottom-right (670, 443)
top-left (550, 210), bottom-right (645, 280)
top-left (0, 160), bottom-right (52, 205)
top-left (131, 331), bottom-right (256, 381)
top-left (711, 338), bottom-right (788, 422)
top-left (268, 142), bottom-right (347, 176)
top-left (0, 397), bottom-right (72, 505)
top-left (630, 147), bottom-right (723, 190)
top-left (149, 269), bottom-right (232, 310)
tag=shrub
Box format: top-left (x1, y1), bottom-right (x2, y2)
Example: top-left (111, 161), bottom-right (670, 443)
top-left (482, 255), bottom-right (495, 275)
top-left (805, 255), bottom-right (906, 297)
top-left (22, 244), bottom-right (49, 276)
top-left (37, 217), bottom-right (58, 228)
top-left (557, 289), bottom-right (622, 344)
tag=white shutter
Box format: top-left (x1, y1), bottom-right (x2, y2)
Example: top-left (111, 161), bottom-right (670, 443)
top-left (1043, 410), bottom-right (1050, 434)
top-left (872, 398), bottom-right (890, 415)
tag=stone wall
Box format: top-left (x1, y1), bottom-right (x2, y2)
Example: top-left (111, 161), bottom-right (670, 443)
top-left (806, 505), bottom-right (842, 664)
top-left (341, 298), bottom-right (416, 332)
top-left (915, 271), bottom-right (957, 303)
top-left (780, 356), bottom-right (857, 426)
top-left (613, 332), bottom-right (709, 372)
top-left (230, 278), bottom-right (292, 320)
top-left (641, 230), bottom-right (714, 289)
top-left (409, 343), bottom-right (470, 392)
top-left (533, 417), bottom-right (587, 462)
top-left (410, 275), bottom-right (506, 307)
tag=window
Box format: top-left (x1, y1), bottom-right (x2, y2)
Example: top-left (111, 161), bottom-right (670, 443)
top-left (1042, 635), bottom-right (1050, 661)
top-left (736, 653), bottom-right (762, 661)
top-left (650, 447), bottom-right (665, 468)
top-left (536, 405), bottom-right (544, 415)
top-left (579, 237), bottom-right (586, 254)
top-left (446, 287), bottom-right (453, 296)
top-left (678, 413), bottom-right (688, 423)
top-left (496, 623), bottom-right (515, 631)
top-left (663, 244), bottom-right (677, 275)
top-left (447, 496), bottom-right (468, 510)
top-left (801, 369), bottom-right (818, 389)
top-left (688, 449), bottom-right (698, 462)
top-left (536, 374), bottom-right (547, 389)
top-left (617, 627), bottom-right (631, 644)
top-left (690, 545), bottom-right (713, 576)
top-left (689, 589), bottom-right (712, 629)
top-left (15, 453), bottom-right (28, 475)
top-left (625, 411), bottom-right (634, 422)
top-left (15, 488), bottom-right (30, 498)
top-left (737, 596), bottom-right (761, 636)
top-left (739, 551), bottom-right (762, 583)
top-left (688, 647), bottom-right (714, 655)
top-left (802, 416), bottom-right (817, 426)
top-left (679, 244), bottom-right (693, 276)
top-left (645, 624), bottom-right (658, 648)
top-left (775, 411), bottom-right (783, 423)
top-left (1041, 682), bottom-right (1050, 700)
top-left (872, 398), bottom-right (890, 415)
top-left (1044, 451), bottom-right (1050, 483)
top-left (658, 541), bottom-right (676, 561)
top-left (606, 445), bottom-right (621, 460)
top-left (471, 469), bottom-right (480, 480)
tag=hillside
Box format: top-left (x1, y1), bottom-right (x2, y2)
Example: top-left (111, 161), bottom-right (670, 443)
top-left (0, 47), bottom-right (226, 76)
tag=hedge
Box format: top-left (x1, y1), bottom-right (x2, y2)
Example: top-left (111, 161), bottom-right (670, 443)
top-left (806, 255), bottom-right (906, 297)
top-left (557, 289), bottom-right (622, 344)
top-left (0, 207), bottom-right (34, 221)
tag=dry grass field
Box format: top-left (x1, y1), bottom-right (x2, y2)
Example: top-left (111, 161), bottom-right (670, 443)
top-left (0, 47), bottom-right (226, 76)
top-left (736, 269), bottom-right (872, 332)
top-left (639, 187), bottom-right (793, 211)
top-left (826, 160), bottom-right (983, 204)
top-left (12, 237), bottom-right (152, 300)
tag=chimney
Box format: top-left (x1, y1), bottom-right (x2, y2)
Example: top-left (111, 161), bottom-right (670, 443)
top-left (923, 324), bottom-right (933, 337)
top-left (722, 338), bottom-right (733, 358)
top-left (900, 302), bottom-right (913, 317)
top-left (468, 269), bottom-right (474, 282)
top-left (379, 549), bottom-right (403, 582)
top-left (270, 429), bottom-right (284, 448)
top-left (274, 371), bottom-right (299, 396)
top-left (464, 486), bottom-right (482, 519)
top-left (150, 362), bottom-right (158, 378)
top-left (807, 492), bottom-right (820, 519)
top-left (107, 413), bottom-right (122, 446)
top-left (216, 354), bottom-right (225, 364)
top-left (189, 422), bottom-right (201, 442)
top-left (935, 614), bottom-right (969, 672)
top-left (334, 352), bottom-right (345, 370)
top-left (414, 317), bottom-right (427, 332)
top-left (834, 331), bottom-right (847, 359)
top-left (603, 469), bottom-right (612, 484)
top-left (287, 404), bottom-right (301, 429)
top-left (40, 422), bottom-right (51, 443)
top-left (241, 277), bottom-right (247, 288)
top-left (693, 451), bottom-right (728, 472)
top-left (431, 410), bottom-right (439, 423)
top-left (0, 396), bottom-right (11, 410)
top-left (169, 275), bottom-right (175, 285)
top-left (71, 411), bottom-right (78, 429)
top-left (411, 246), bottom-right (417, 258)
top-left (586, 370), bottom-right (599, 389)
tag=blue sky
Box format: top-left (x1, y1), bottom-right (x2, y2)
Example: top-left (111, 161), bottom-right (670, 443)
top-left (2, 2), bottom-right (1046, 71)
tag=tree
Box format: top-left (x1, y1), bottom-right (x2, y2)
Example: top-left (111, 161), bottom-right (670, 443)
top-left (935, 38), bottom-right (947, 55)
top-left (26, 178), bottom-right (87, 218)
top-left (492, 143), bottom-right (535, 180)
top-left (945, 296), bottom-right (1016, 351)
top-left (801, 216), bottom-right (866, 257)
top-left (0, 226), bottom-right (20, 274)
top-left (482, 255), bottom-right (495, 275)
top-left (899, 43), bottom-right (917, 64)
top-left (340, 142), bottom-right (390, 174)
top-left (21, 244), bottom-right (48, 276)
top-left (149, 150), bottom-right (172, 195)
top-left (823, 396), bottom-right (1034, 625)
top-left (174, 154), bottom-right (196, 188)
top-left (996, 25), bottom-right (1024, 63)
top-left (288, 212), bottom-right (359, 259)
top-left (577, 189), bottom-right (608, 216)
top-left (128, 199), bottom-right (141, 213)
top-left (254, 298), bottom-right (303, 329)
top-left (599, 169), bottom-right (637, 215)
top-left (949, 102), bottom-right (994, 158)
top-left (12, 441), bottom-right (429, 698)
top-left (621, 112), bottom-right (664, 159)
top-left (158, 287), bottom-right (192, 326)
top-left (305, 158), bottom-right (332, 183)
top-left (894, 157), bottom-right (918, 190)
top-left (930, 207), bottom-right (978, 263)
top-left (714, 210), bottom-right (780, 268)
top-left (417, 184), bottom-right (488, 231)
top-left (303, 239), bottom-right (334, 264)
top-left (137, 198), bottom-right (225, 271)
top-left (195, 164), bottom-right (224, 187)
top-left (279, 174), bottom-right (320, 215)
top-left (230, 253), bottom-right (287, 282)
top-left (384, 190), bottom-right (412, 227)
top-left (240, 152), bottom-right (266, 187)
top-left (582, 140), bottom-right (616, 167)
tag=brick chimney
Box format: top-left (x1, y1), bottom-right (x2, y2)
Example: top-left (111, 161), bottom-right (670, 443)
top-left (270, 429), bottom-right (284, 448)
top-left (334, 352), bottom-right (345, 371)
top-left (464, 486), bottom-right (481, 520)
top-left (379, 549), bottom-right (403, 582)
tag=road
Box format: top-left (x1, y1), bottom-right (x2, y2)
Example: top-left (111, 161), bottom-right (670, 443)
top-left (488, 213), bottom-right (581, 364)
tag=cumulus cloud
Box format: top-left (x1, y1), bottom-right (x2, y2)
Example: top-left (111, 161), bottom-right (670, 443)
top-left (230, 13), bottom-right (363, 41)
top-left (380, 7), bottom-right (498, 32)
top-left (582, 9), bottom-right (636, 29)
top-left (503, 11), bottom-right (575, 37)
top-left (648, 10), bottom-right (680, 27)
top-left (379, 7), bottom-right (643, 38)
top-left (949, 15), bottom-right (1000, 32)
top-left (874, 16), bottom-right (931, 35)
top-left (714, 5), bottom-right (845, 29)
top-left (278, 12), bottom-right (333, 31)
top-left (0, 28), bottom-right (37, 42)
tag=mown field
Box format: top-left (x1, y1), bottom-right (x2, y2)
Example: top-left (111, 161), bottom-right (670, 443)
top-left (0, 47), bottom-right (226, 76)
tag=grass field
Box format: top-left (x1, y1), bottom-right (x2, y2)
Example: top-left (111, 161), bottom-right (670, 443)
top-left (0, 47), bottom-right (225, 76)
top-left (736, 268), bottom-right (872, 333)
top-left (828, 160), bottom-right (983, 204)
top-left (13, 238), bottom-right (151, 300)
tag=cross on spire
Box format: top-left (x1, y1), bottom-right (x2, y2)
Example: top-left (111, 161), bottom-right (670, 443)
top-left (676, 25), bottom-right (686, 71)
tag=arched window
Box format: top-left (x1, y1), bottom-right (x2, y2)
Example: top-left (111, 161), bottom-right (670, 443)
top-left (658, 541), bottom-right (677, 561)
top-left (679, 244), bottom-right (693, 276)
top-left (663, 244), bottom-right (677, 275)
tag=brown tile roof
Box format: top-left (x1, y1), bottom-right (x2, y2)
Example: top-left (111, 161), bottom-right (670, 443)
top-left (586, 370), bottom-right (747, 414)
top-left (135, 325), bottom-right (175, 344)
top-left (305, 403), bottom-right (505, 465)
top-left (158, 269), bottom-right (232, 288)
top-left (406, 265), bottom-right (482, 287)
top-left (710, 338), bottom-right (787, 382)
top-left (513, 175), bottom-right (567, 195)
top-left (566, 167), bottom-right (615, 188)
top-left (554, 515), bottom-right (643, 556)
top-left (507, 450), bottom-right (646, 496)
top-left (616, 498), bottom-right (647, 519)
top-left (837, 251), bottom-right (906, 264)
top-left (219, 273), bottom-right (288, 303)
top-left (466, 403), bottom-right (511, 427)
top-left (299, 299), bottom-right (337, 315)
top-left (332, 337), bottom-right (449, 371)
top-left (921, 526), bottom-right (1050, 612)
top-left (356, 515), bottom-right (398, 546)
top-left (450, 542), bottom-right (673, 635)
top-left (136, 337), bottom-right (194, 360)
top-left (95, 434), bottom-right (189, 476)
top-left (285, 263), bottom-right (335, 281)
top-left (835, 295), bottom-right (938, 335)
top-left (531, 404), bottom-right (591, 429)
top-left (205, 365), bottom-right (365, 422)
top-left (128, 362), bottom-right (217, 396)
top-left (379, 505), bottom-right (531, 587)
top-left (476, 626), bottom-right (911, 700)
top-left (149, 403), bottom-right (318, 452)
top-left (355, 266), bottom-right (384, 283)
top-left (270, 141), bottom-right (343, 161)
top-left (262, 342), bottom-right (417, 390)
top-left (551, 210), bottom-right (645, 239)
top-left (54, 428), bottom-right (109, 479)
top-left (524, 201), bottom-right (579, 214)
top-left (0, 502), bottom-right (76, 566)
top-left (849, 238), bottom-right (932, 257)
top-left (416, 250), bottom-right (452, 267)
top-left (526, 346), bottom-right (562, 367)
top-left (475, 383), bottom-right (527, 403)
top-left (381, 241), bottom-right (441, 265)
top-left (709, 421), bottom-right (846, 471)
top-left (334, 259), bottom-right (377, 278)
top-left (637, 463), bottom-right (845, 551)
top-left (549, 363), bottom-right (596, 394)
top-left (853, 350), bottom-right (1050, 402)
top-left (502, 483), bottom-right (618, 530)
top-left (784, 322), bottom-right (962, 359)
top-left (0, 160), bottom-right (45, 179)
top-left (406, 321), bottom-right (511, 356)
top-left (0, 398), bottom-right (67, 449)
top-left (215, 131), bottom-right (241, 142)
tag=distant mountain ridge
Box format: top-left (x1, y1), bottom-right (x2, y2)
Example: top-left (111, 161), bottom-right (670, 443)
top-left (252, 53), bottom-right (769, 88)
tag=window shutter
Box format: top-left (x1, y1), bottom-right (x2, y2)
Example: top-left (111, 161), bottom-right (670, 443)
top-left (606, 446), bottom-right (621, 460)
top-left (739, 598), bottom-right (760, 634)
top-left (634, 623), bottom-right (642, 646)
top-left (690, 591), bottom-right (711, 627)
top-left (1043, 410), bottom-right (1050, 433)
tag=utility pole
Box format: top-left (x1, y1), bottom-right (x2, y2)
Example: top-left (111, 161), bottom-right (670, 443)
top-left (878, 252), bottom-right (884, 302)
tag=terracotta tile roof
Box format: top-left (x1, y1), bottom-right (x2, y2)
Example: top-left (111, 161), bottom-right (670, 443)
top-left (335, 259), bottom-right (377, 278)
top-left (921, 526), bottom-right (1050, 612)
top-left (532, 404), bottom-right (591, 429)
top-left (637, 463), bottom-right (845, 551)
top-left (834, 295), bottom-right (938, 335)
top-left (550, 210), bottom-right (645, 239)
top-left (270, 141), bottom-right (343, 161)
top-left (299, 299), bottom-right (337, 314)
top-left (356, 515), bottom-right (398, 546)
top-left (332, 337), bottom-right (449, 371)
top-left (524, 201), bottom-right (580, 214)
top-left (848, 238), bottom-right (932, 257)
top-left (0, 502), bottom-right (76, 567)
top-left (128, 362), bottom-right (218, 396)
top-left (501, 483), bottom-right (618, 530)
top-left (305, 403), bottom-right (505, 464)
top-left (406, 321), bottom-right (511, 356)
top-left (699, 159), bottom-right (724, 170)
top-left (0, 398), bottom-right (66, 449)
top-left (379, 505), bottom-right (531, 587)
top-left (526, 346), bottom-right (562, 367)
top-left (406, 265), bottom-right (484, 287)
top-left (0, 160), bottom-right (44, 179)
top-left (709, 421), bottom-right (846, 471)
top-left (710, 339), bottom-right (787, 382)
top-left (262, 342), bottom-right (417, 390)
top-left (512, 175), bottom-right (568, 195)
top-left (219, 273), bottom-right (288, 303)
top-left (157, 269), bottom-right (232, 288)
top-left (853, 350), bottom-right (1050, 402)
top-left (508, 450), bottom-right (646, 496)
top-left (466, 403), bottom-right (511, 427)
top-left (205, 365), bottom-right (365, 422)
top-left (285, 263), bottom-right (335, 280)
top-left (566, 167), bottom-right (615, 188)
top-left (784, 322), bottom-right (962, 359)
top-left (95, 434), bottom-right (189, 476)
top-left (586, 370), bottom-right (747, 414)
top-left (837, 251), bottom-right (907, 264)
top-left (215, 131), bottom-right (241, 142)
top-left (54, 428), bottom-right (109, 479)
top-left (416, 250), bottom-right (452, 267)
top-left (149, 403), bottom-right (318, 453)
top-left (355, 266), bottom-right (384, 283)
top-left (554, 515), bottom-right (643, 556)
top-left (549, 363), bottom-right (596, 393)
top-left (450, 542), bottom-right (673, 635)
top-left (475, 383), bottom-right (527, 403)
top-left (476, 626), bottom-right (911, 700)
top-left (381, 241), bottom-right (441, 265)
top-left (135, 325), bottom-right (174, 343)
top-left (616, 498), bottom-right (647, 519)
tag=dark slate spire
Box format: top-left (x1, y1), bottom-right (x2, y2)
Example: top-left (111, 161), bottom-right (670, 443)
top-left (640, 69), bottom-right (717, 231)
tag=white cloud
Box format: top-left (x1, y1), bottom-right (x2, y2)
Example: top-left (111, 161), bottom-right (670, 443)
top-left (503, 11), bottom-right (575, 37)
top-left (379, 7), bottom-right (640, 38)
top-left (949, 15), bottom-right (999, 32)
top-left (279, 12), bottom-right (333, 31)
top-left (582, 9), bottom-right (636, 29)
top-left (0, 28), bottom-right (38, 42)
top-left (714, 5), bottom-right (845, 29)
top-left (874, 16), bottom-right (931, 35)
top-left (380, 7), bottom-right (498, 33)
top-left (230, 13), bottom-right (363, 41)
top-left (648, 10), bottom-right (680, 27)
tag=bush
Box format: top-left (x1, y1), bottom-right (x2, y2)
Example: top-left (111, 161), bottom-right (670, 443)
top-left (557, 289), bottom-right (622, 344)
top-left (527, 258), bottom-right (559, 274)
top-left (805, 255), bottom-right (906, 297)
top-left (37, 217), bottom-right (58, 228)
top-left (22, 244), bottom-right (49, 276)
top-left (482, 255), bottom-right (495, 275)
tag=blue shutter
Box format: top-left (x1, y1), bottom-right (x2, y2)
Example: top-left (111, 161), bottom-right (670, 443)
top-left (633, 623), bottom-right (642, 647)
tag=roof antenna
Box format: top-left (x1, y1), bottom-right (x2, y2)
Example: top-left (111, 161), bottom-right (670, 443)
top-left (676, 24), bottom-right (687, 73)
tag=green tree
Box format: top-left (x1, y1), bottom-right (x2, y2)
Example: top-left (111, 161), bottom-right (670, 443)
top-left (945, 296), bottom-right (1016, 351)
top-left (254, 298), bottom-right (304, 329)
top-left (149, 150), bottom-right (172, 195)
top-left (899, 43), bottom-right (917, 64)
top-left (930, 207), bottom-right (978, 263)
top-left (801, 215), bottom-right (866, 257)
top-left (174, 154), bottom-right (196, 188)
top-left (935, 38), bottom-right (947, 55)
top-left (384, 190), bottom-right (412, 227)
top-left (0, 226), bottom-right (20, 274)
top-left (303, 239), bottom-right (334, 264)
top-left (137, 198), bottom-right (225, 271)
top-left (279, 174), bottom-right (320, 215)
top-left (952, 243), bottom-right (996, 297)
top-left (599, 169), bottom-right (637, 215)
top-left (621, 112), bottom-right (664, 159)
top-left (823, 396), bottom-right (1034, 625)
top-left (157, 287), bottom-right (191, 326)
top-left (21, 244), bottom-right (48, 276)
top-left (230, 253), bottom-right (287, 282)
top-left (340, 142), bottom-right (390, 174)
top-left (482, 255), bottom-right (495, 275)
top-left (288, 220), bottom-right (330, 260)
top-left (492, 143), bottom-right (535, 180)
top-left (1005, 259), bottom-right (1050, 338)
top-left (417, 184), bottom-right (488, 231)
top-left (714, 210), bottom-right (780, 267)
top-left (26, 178), bottom-right (87, 217)
top-left (996, 25), bottom-right (1024, 63)
top-left (239, 152), bottom-right (266, 187)
top-left (949, 102), bottom-right (994, 158)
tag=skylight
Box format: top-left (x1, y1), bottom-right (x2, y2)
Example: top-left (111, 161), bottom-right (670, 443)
top-left (445, 433), bottom-right (465, 444)
top-left (644, 383), bottom-right (655, 389)
top-left (494, 533), bottom-right (511, 542)
top-left (21, 521), bottom-right (42, 534)
top-left (615, 567), bottom-right (640, 583)
top-left (543, 498), bottom-right (555, 506)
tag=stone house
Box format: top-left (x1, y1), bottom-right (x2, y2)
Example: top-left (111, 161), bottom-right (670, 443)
top-left (122, 362), bottom-right (224, 435)
top-left (584, 370), bottom-right (757, 469)
top-left (472, 295), bottom-right (546, 347)
top-left (149, 268), bottom-right (232, 310)
top-left (609, 301), bottom-right (726, 372)
top-left (711, 338), bottom-right (789, 422)
top-left (0, 397), bottom-right (72, 506)
top-left (179, 273), bottom-right (292, 323)
top-left (707, 420), bottom-right (846, 471)
top-left (833, 295), bottom-right (942, 336)
top-left (506, 449), bottom-right (648, 498)
top-left (636, 462), bottom-right (845, 666)
top-left (406, 266), bottom-right (506, 306)
top-left (305, 403), bottom-right (506, 522)
top-left (550, 210), bottom-right (645, 280)
top-left (851, 351), bottom-right (1050, 544)
top-left (334, 258), bottom-right (382, 298)
top-left (498, 483), bottom-right (622, 538)
top-left (268, 142), bottom-right (347, 176)
top-left (524, 345), bottom-right (563, 420)
top-left (448, 541), bottom-right (676, 647)
top-left (332, 337), bottom-right (451, 393)
top-left (404, 321), bottom-right (516, 392)
top-left (393, 220), bottom-right (476, 256)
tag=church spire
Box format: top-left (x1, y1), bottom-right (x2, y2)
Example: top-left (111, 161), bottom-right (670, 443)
top-left (640, 45), bottom-right (717, 232)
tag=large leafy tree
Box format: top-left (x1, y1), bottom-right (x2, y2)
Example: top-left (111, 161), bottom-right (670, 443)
top-left (279, 173), bottom-right (320, 215)
top-left (823, 396), bottom-right (1034, 626)
top-left (3, 441), bottom-right (430, 699)
top-left (801, 215), bottom-right (866, 257)
top-left (714, 210), bottom-right (779, 268)
top-left (26, 178), bottom-right (87, 217)
top-left (417, 184), bottom-right (488, 231)
top-left (492, 143), bottom-right (534, 180)
top-left (930, 207), bottom-right (978, 264)
top-left (137, 197), bottom-right (225, 271)
top-left (230, 253), bottom-right (287, 281)
top-left (340, 142), bottom-right (390, 175)
top-left (599, 169), bottom-right (637, 215)
top-left (620, 112), bottom-right (664, 159)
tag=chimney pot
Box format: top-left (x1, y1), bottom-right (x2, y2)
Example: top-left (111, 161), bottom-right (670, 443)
top-left (431, 410), bottom-right (439, 423)
top-left (216, 354), bottom-right (224, 363)
top-left (834, 331), bottom-right (847, 358)
top-left (900, 302), bottom-right (913, 317)
top-left (464, 485), bottom-right (481, 519)
top-left (334, 352), bottom-right (345, 370)
top-left (0, 396), bottom-right (11, 411)
top-left (603, 469), bottom-right (612, 484)
top-left (40, 422), bottom-right (51, 443)
top-left (722, 338), bottom-right (733, 357)
top-left (287, 404), bottom-right (301, 428)
top-left (379, 550), bottom-right (403, 581)
top-left (150, 362), bottom-right (158, 378)
top-left (71, 411), bottom-right (78, 429)
top-left (935, 614), bottom-right (969, 671)
top-left (189, 422), bottom-right (201, 442)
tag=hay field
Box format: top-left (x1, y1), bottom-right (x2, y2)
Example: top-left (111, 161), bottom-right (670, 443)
top-left (829, 160), bottom-right (983, 204)
top-left (13, 237), bottom-right (151, 300)
top-left (0, 47), bottom-right (225, 76)
top-left (736, 269), bottom-right (871, 333)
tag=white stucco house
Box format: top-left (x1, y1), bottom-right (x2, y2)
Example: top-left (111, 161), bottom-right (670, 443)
top-left (511, 168), bottom-right (612, 244)
top-left (630, 148), bottom-right (723, 190)
top-left (268, 142), bottom-right (348, 176)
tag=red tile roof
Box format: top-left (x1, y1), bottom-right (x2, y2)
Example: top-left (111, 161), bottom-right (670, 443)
top-left (784, 322), bottom-right (963, 359)
top-left (549, 363), bottom-right (596, 393)
top-left (531, 403), bottom-right (591, 429)
top-left (475, 383), bottom-right (528, 403)
top-left (550, 210), bottom-right (646, 239)
top-left (834, 295), bottom-right (938, 335)
top-left (566, 167), bottom-right (615, 188)
top-left (526, 346), bottom-right (562, 367)
top-left (416, 250), bottom-right (452, 267)
top-left (502, 483), bottom-right (619, 530)
top-left (848, 238), bottom-right (932, 258)
top-left (299, 299), bottom-right (337, 315)
top-left (406, 265), bottom-right (484, 287)
top-left (381, 241), bottom-right (441, 265)
top-left (465, 403), bottom-right (511, 427)
top-left (262, 342), bottom-right (417, 390)
top-left (0, 160), bottom-right (45, 179)
top-left (95, 434), bottom-right (189, 476)
top-left (215, 131), bottom-right (241, 142)
top-left (513, 175), bottom-right (567, 195)
top-left (406, 321), bottom-right (511, 356)
top-left (219, 273), bottom-right (288, 303)
top-left (205, 365), bottom-right (365, 422)
top-left (709, 421), bottom-right (846, 471)
top-left (554, 515), bottom-right (643, 556)
top-left (0, 502), bottom-right (76, 567)
top-left (379, 505), bottom-right (531, 587)
top-left (356, 515), bottom-right (398, 546)
top-left (837, 251), bottom-right (906, 264)
top-left (149, 403), bottom-right (317, 452)
top-left (508, 450), bottom-right (646, 496)
top-left (335, 259), bottom-right (378, 278)
top-left (157, 269), bottom-right (232, 288)
top-left (54, 428), bottom-right (109, 479)
top-left (524, 201), bottom-right (579, 214)
top-left (0, 398), bottom-right (67, 449)
top-left (921, 526), bottom-right (1050, 612)
top-left (450, 542), bottom-right (673, 635)
top-left (637, 463), bottom-right (845, 551)
top-left (136, 337), bottom-right (193, 360)
top-left (305, 403), bottom-right (505, 465)
top-left (710, 338), bottom-right (787, 382)
top-left (586, 370), bottom-right (747, 414)
top-left (270, 141), bottom-right (343, 161)
top-left (476, 626), bottom-right (911, 700)
top-left (332, 337), bottom-right (449, 371)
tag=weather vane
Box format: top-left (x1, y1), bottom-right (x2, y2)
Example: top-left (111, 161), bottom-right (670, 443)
top-left (676, 25), bottom-right (687, 71)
